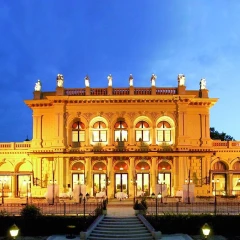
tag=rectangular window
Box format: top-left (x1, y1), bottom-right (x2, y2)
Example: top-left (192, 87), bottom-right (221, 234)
top-left (114, 130), bottom-right (128, 141)
top-left (72, 131), bottom-right (85, 142)
top-left (135, 130), bottom-right (149, 141)
top-left (92, 131), bottom-right (107, 142)
top-left (157, 130), bottom-right (171, 142)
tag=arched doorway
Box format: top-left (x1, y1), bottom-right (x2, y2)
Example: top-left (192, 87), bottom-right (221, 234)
top-left (136, 161), bottom-right (150, 196)
top-left (92, 161), bottom-right (107, 196)
top-left (158, 161), bottom-right (172, 196)
top-left (114, 161), bottom-right (128, 195)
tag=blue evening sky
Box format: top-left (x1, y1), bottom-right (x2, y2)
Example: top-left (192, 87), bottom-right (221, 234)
top-left (0, 0), bottom-right (239, 142)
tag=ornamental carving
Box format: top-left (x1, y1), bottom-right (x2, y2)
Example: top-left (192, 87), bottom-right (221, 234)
top-left (127, 112), bottom-right (136, 121)
top-left (82, 112), bottom-right (94, 122)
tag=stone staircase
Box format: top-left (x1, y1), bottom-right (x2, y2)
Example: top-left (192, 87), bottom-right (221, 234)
top-left (87, 216), bottom-right (154, 240)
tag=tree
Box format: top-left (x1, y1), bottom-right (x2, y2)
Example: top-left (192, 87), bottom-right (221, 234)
top-left (210, 127), bottom-right (235, 141)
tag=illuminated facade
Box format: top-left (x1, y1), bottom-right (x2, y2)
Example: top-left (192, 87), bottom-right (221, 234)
top-left (1, 73), bottom-right (240, 200)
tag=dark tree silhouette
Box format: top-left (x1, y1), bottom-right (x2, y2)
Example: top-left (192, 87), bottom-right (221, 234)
top-left (210, 127), bottom-right (235, 141)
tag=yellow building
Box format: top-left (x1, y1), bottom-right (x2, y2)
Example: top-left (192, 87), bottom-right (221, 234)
top-left (0, 73), bottom-right (240, 200)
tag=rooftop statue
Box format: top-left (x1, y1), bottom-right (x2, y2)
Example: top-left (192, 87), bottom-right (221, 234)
top-left (34, 79), bottom-right (41, 91)
top-left (129, 74), bottom-right (133, 86)
top-left (178, 74), bottom-right (185, 86)
top-left (151, 74), bottom-right (157, 86)
top-left (107, 74), bottom-right (112, 87)
top-left (56, 74), bottom-right (64, 87)
top-left (200, 78), bottom-right (206, 90)
top-left (85, 75), bottom-right (90, 87)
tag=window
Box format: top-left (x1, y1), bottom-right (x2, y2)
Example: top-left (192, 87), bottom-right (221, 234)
top-left (157, 121), bottom-right (171, 142)
top-left (92, 121), bottom-right (107, 142)
top-left (135, 121), bottom-right (150, 142)
top-left (72, 121), bottom-right (85, 147)
top-left (114, 121), bottom-right (128, 141)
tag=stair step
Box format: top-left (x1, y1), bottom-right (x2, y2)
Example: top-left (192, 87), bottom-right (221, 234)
top-left (88, 237), bottom-right (153, 240)
top-left (89, 233), bottom-right (153, 238)
top-left (93, 229), bottom-right (149, 234)
top-left (88, 215), bottom-right (154, 240)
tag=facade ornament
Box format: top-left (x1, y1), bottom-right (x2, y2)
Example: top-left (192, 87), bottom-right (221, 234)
top-left (129, 74), bottom-right (133, 86)
top-left (178, 74), bottom-right (185, 86)
top-left (85, 75), bottom-right (90, 87)
top-left (56, 74), bottom-right (64, 87)
top-left (107, 74), bottom-right (113, 87)
top-left (34, 79), bottom-right (42, 91)
top-left (200, 78), bottom-right (207, 90)
top-left (151, 74), bottom-right (157, 86)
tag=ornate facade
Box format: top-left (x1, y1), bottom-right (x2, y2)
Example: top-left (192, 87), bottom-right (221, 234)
top-left (1, 73), bottom-right (240, 200)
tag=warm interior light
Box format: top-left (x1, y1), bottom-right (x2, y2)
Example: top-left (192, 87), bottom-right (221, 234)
top-left (141, 167), bottom-right (145, 170)
top-left (120, 167), bottom-right (123, 170)
top-left (99, 168), bottom-right (102, 171)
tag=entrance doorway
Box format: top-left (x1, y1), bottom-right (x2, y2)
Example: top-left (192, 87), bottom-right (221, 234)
top-left (158, 173), bottom-right (171, 196)
top-left (115, 173), bottom-right (128, 195)
top-left (136, 173), bottom-right (150, 196)
top-left (72, 173), bottom-right (85, 187)
top-left (17, 175), bottom-right (31, 198)
top-left (93, 174), bottom-right (106, 196)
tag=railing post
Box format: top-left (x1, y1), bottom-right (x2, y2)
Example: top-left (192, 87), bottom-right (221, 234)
top-left (63, 202), bottom-right (66, 216)
top-left (83, 197), bottom-right (86, 221)
top-left (176, 201), bottom-right (179, 215)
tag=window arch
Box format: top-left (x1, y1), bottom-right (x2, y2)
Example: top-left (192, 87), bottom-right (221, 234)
top-left (72, 121), bottom-right (85, 147)
top-left (114, 120), bottom-right (128, 141)
top-left (92, 121), bottom-right (107, 142)
top-left (156, 121), bottom-right (172, 143)
top-left (135, 121), bottom-right (150, 142)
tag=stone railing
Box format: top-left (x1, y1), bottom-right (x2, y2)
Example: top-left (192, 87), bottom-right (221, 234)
top-left (156, 88), bottom-right (177, 95)
top-left (64, 88), bottom-right (86, 96)
top-left (0, 141), bottom-right (31, 150)
top-left (64, 87), bottom-right (178, 96)
top-left (212, 140), bottom-right (240, 148)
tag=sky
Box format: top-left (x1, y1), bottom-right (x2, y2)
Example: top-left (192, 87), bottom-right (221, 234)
top-left (0, 0), bottom-right (240, 142)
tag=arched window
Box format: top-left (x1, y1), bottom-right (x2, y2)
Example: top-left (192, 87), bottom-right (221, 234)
top-left (114, 121), bottom-right (128, 141)
top-left (157, 121), bottom-right (171, 142)
top-left (72, 121), bottom-right (85, 147)
top-left (135, 121), bottom-right (150, 142)
top-left (92, 121), bottom-right (107, 142)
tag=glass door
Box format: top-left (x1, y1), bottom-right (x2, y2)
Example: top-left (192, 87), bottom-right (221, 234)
top-left (93, 174), bottom-right (106, 196)
top-left (158, 173), bottom-right (171, 196)
top-left (136, 173), bottom-right (150, 196)
top-left (115, 173), bottom-right (128, 194)
top-left (72, 173), bottom-right (85, 186)
top-left (17, 175), bottom-right (31, 198)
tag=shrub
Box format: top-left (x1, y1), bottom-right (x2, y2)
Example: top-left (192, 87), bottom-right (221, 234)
top-left (20, 204), bottom-right (42, 218)
top-left (102, 199), bottom-right (107, 210)
top-left (140, 198), bottom-right (148, 210)
top-left (133, 200), bottom-right (140, 210)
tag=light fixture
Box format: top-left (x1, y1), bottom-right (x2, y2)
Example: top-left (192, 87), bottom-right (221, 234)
top-left (120, 167), bottom-right (123, 170)
top-left (141, 167), bottom-right (145, 170)
top-left (9, 224), bottom-right (19, 239)
top-left (202, 223), bottom-right (210, 239)
top-left (99, 168), bottom-right (102, 171)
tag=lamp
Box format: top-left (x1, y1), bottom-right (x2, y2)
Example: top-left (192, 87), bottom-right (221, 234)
top-left (9, 224), bottom-right (19, 239)
top-left (202, 223), bottom-right (210, 239)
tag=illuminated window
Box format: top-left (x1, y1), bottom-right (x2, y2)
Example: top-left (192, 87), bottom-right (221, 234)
top-left (135, 121), bottom-right (150, 142)
top-left (114, 121), bottom-right (128, 141)
top-left (157, 121), bottom-right (171, 142)
top-left (72, 121), bottom-right (85, 147)
top-left (92, 121), bottom-right (107, 142)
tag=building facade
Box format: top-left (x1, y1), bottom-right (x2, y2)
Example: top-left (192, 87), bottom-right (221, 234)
top-left (0, 73), bottom-right (240, 200)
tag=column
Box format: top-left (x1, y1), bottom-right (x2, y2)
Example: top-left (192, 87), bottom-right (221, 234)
top-left (107, 157), bottom-right (113, 197)
top-left (129, 157), bottom-right (135, 198)
top-left (151, 157), bottom-right (157, 194)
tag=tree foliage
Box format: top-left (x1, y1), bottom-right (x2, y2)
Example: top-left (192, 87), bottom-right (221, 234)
top-left (210, 127), bottom-right (235, 141)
